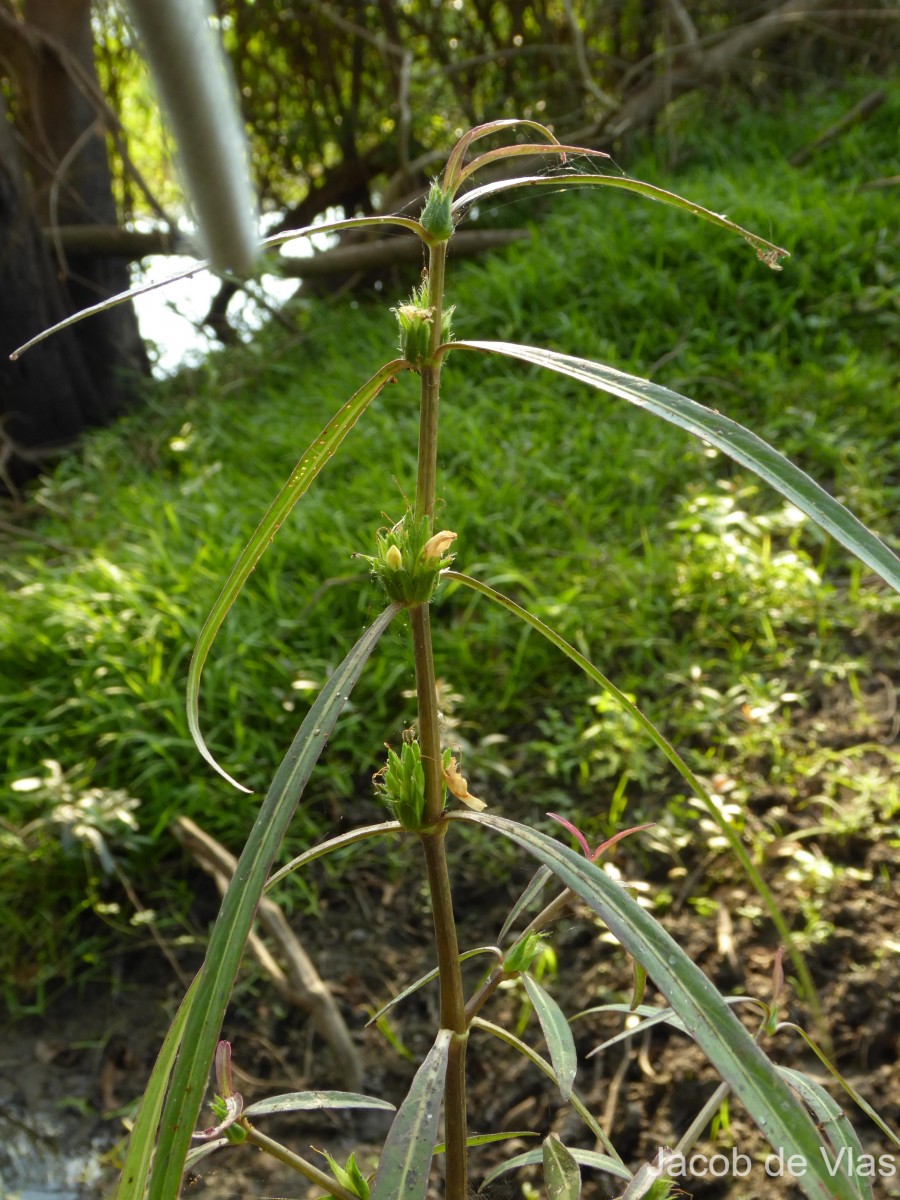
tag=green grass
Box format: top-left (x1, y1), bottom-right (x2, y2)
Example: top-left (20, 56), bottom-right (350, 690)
top-left (2, 77), bottom-right (898, 1006)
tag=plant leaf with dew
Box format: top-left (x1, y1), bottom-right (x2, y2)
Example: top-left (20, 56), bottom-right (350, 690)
top-left (456, 813), bottom-right (861, 1200)
top-left (777, 1068), bottom-right (874, 1200)
top-left (522, 974), bottom-right (577, 1101)
top-left (543, 1133), bottom-right (582, 1200)
top-left (146, 604), bottom-right (400, 1200)
top-left (370, 1028), bottom-right (452, 1200)
top-left (449, 344), bottom-right (900, 592)
top-left (244, 1091), bottom-right (396, 1117)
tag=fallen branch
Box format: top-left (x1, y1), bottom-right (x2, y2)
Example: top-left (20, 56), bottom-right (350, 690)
top-left (789, 89), bottom-right (886, 166)
top-left (172, 815), bottom-right (362, 1091)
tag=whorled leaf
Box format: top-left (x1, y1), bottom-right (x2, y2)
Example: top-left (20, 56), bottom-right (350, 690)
top-left (455, 813), bottom-right (861, 1200)
top-left (521, 974), bottom-right (577, 1101)
top-left (146, 604), bottom-right (400, 1200)
top-left (449, 343), bottom-right (900, 593)
top-left (370, 1028), bottom-right (452, 1200)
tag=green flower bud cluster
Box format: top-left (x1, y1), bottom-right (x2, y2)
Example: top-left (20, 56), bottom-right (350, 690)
top-left (392, 280), bottom-right (454, 369)
top-left (364, 512), bottom-right (457, 605)
top-left (420, 180), bottom-right (454, 242)
top-left (502, 932), bottom-right (548, 975)
top-left (375, 739), bottom-right (429, 830)
top-left (321, 1149), bottom-right (370, 1200)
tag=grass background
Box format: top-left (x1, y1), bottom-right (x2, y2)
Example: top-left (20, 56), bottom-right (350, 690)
top-left (2, 77), bottom-right (898, 1009)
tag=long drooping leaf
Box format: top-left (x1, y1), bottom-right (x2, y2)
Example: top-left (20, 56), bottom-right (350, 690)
top-left (188, 362), bottom-right (409, 790)
top-left (443, 570), bottom-right (820, 1013)
top-left (449, 343), bottom-right (900, 593)
top-left (147, 603), bottom-right (400, 1200)
top-left (452, 176), bottom-right (788, 265)
top-left (456, 813), bottom-right (860, 1200)
top-left (114, 973), bottom-right (200, 1200)
top-left (370, 1028), bottom-right (452, 1200)
top-left (10, 215), bottom-right (428, 360)
top-left (521, 974), bottom-right (577, 1101)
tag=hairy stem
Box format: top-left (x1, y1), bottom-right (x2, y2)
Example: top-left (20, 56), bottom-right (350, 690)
top-left (415, 240), bottom-right (447, 522)
top-left (411, 235), bottom-right (468, 1198)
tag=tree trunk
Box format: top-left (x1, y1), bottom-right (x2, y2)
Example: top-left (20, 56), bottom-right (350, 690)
top-left (0, 0), bottom-right (147, 488)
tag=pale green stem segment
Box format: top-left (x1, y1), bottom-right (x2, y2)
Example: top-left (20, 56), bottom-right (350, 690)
top-left (147, 603), bottom-right (400, 1200)
top-left (460, 816), bottom-right (861, 1200)
top-left (442, 569), bottom-right (823, 1029)
top-left (407, 233), bottom-right (470, 1199)
top-left (187, 359), bottom-right (409, 791)
top-left (243, 1125), bottom-right (359, 1200)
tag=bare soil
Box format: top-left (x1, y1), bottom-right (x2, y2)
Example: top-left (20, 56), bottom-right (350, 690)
top-left (2, 792), bottom-right (896, 1200)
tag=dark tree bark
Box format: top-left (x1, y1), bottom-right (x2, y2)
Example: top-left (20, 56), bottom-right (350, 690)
top-left (0, 0), bottom-right (147, 488)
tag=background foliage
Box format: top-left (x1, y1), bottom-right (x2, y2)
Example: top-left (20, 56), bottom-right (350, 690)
top-left (2, 76), bottom-right (897, 1008)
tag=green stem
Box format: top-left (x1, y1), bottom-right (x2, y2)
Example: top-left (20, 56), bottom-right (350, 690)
top-left (243, 1123), bottom-right (358, 1200)
top-left (415, 241), bottom-right (447, 522)
top-left (410, 235), bottom-right (468, 1199)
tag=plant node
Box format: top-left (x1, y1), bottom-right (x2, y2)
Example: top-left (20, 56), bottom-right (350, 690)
top-left (363, 511), bottom-right (456, 605)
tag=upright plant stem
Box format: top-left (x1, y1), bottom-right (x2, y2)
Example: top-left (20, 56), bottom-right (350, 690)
top-left (410, 237), bottom-right (469, 1199)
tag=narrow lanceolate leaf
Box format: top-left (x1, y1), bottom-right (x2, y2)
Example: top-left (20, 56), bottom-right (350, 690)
top-left (451, 343), bottom-right (900, 594)
top-left (113, 973), bottom-right (200, 1200)
top-left (187, 362), bottom-right (409, 790)
top-left (522, 974), bottom-right (577, 1101)
top-left (265, 821), bottom-right (402, 892)
top-left (498, 864), bottom-right (553, 943)
top-left (451, 176), bottom-right (789, 265)
top-left (148, 604), bottom-right (400, 1200)
top-left (544, 1134), bottom-right (582, 1200)
top-left (370, 1028), bottom-right (452, 1200)
top-left (366, 947), bottom-right (500, 1029)
top-left (455, 813), bottom-right (860, 1200)
top-left (481, 1147), bottom-right (630, 1190)
top-left (777, 1069), bottom-right (873, 1200)
top-left (244, 1091), bottom-right (396, 1118)
top-left (10, 215), bottom-right (427, 361)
